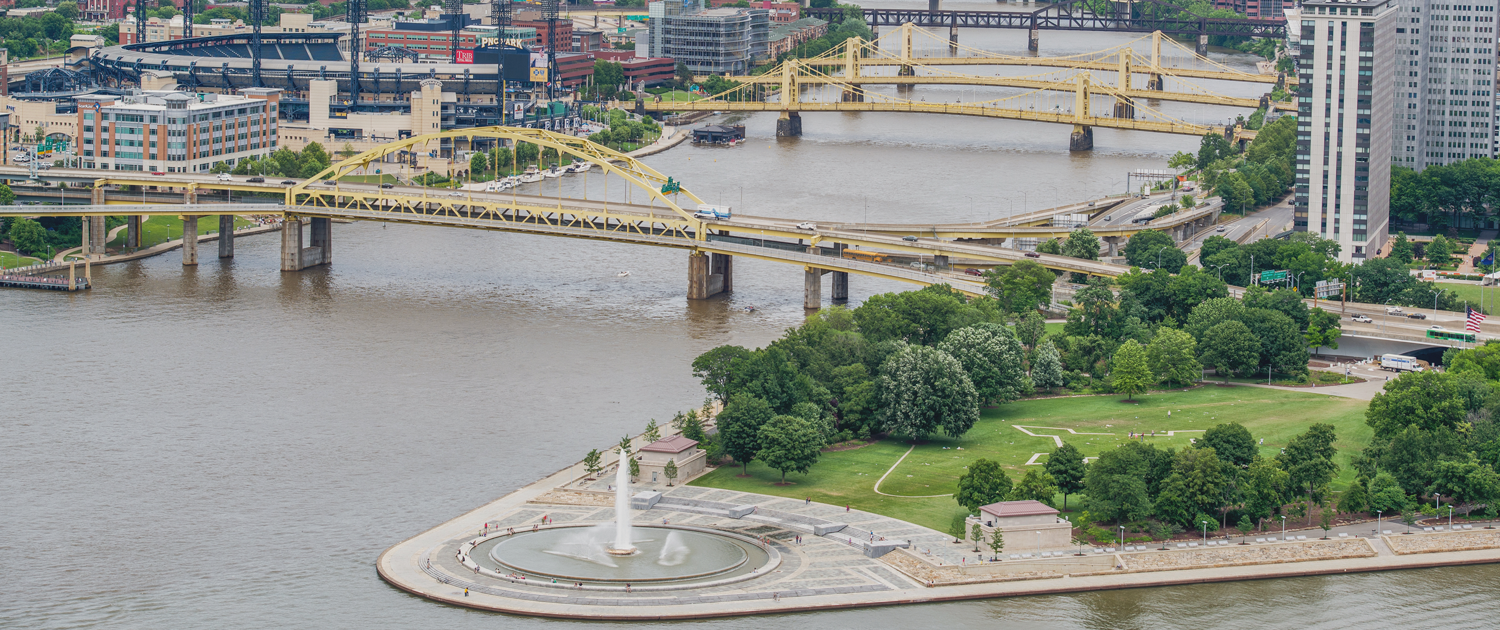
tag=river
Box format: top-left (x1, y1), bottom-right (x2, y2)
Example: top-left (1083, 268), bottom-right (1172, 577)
top-left (7, 9), bottom-right (1499, 629)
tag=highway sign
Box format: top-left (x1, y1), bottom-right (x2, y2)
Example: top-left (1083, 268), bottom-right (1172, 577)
top-left (1259, 270), bottom-right (1288, 283)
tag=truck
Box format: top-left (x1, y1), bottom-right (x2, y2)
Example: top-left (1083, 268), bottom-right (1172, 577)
top-left (693, 204), bottom-right (731, 220)
top-left (1380, 354), bottom-right (1427, 373)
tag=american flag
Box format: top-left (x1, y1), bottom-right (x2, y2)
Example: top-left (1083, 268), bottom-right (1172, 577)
top-left (1467, 307), bottom-right (1487, 333)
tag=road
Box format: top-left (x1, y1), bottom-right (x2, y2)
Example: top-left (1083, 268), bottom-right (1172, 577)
top-left (1185, 200), bottom-right (1295, 264)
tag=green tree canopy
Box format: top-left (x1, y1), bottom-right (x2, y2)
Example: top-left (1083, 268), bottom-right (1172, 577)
top-left (1198, 320), bottom-right (1260, 382)
top-left (1197, 422), bottom-right (1257, 468)
top-left (956, 458), bottom-right (1013, 511)
top-left (717, 395), bottom-right (774, 474)
top-left (757, 414), bottom-right (822, 483)
top-left (937, 325), bottom-right (1026, 405)
top-left (1123, 229), bottom-right (1182, 271)
top-left (982, 260), bottom-right (1055, 314)
top-left (1110, 339), bottom-right (1153, 400)
top-left (876, 344), bottom-right (980, 440)
top-left (1044, 442), bottom-right (1087, 511)
top-left (1153, 447), bottom-right (1229, 527)
top-left (1146, 327), bottom-right (1201, 387)
top-left (1031, 338), bottom-right (1066, 392)
top-left (1007, 469), bottom-right (1059, 506)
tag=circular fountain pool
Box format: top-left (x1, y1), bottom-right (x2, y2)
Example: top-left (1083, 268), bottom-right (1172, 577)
top-left (487, 524), bottom-right (767, 583)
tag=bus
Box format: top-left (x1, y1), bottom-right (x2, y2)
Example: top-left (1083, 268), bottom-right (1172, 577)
top-left (1427, 329), bottom-right (1477, 343)
top-left (842, 249), bottom-right (889, 263)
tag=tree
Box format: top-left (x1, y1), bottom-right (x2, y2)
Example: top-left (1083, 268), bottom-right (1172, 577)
top-left (663, 458), bottom-right (679, 486)
top-left (937, 325), bottom-right (1026, 405)
top-left (1062, 227), bottom-right (1101, 260)
top-left (1365, 371), bottom-right (1478, 440)
top-left (1031, 339), bottom-right (1065, 392)
top-left (1122, 229), bottom-right (1177, 270)
top-left (1110, 339), bottom-right (1153, 400)
top-left (1007, 469), bottom-right (1059, 506)
top-left (1196, 132), bottom-right (1235, 170)
top-left (1199, 320), bottom-right (1260, 383)
top-left (7, 217), bottom-right (48, 257)
top-left (1236, 515), bottom-right (1254, 543)
top-left (1277, 423), bottom-right (1339, 515)
top-left (469, 151), bottom-right (488, 180)
top-left (1241, 456), bottom-right (1290, 523)
top-left (1153, 447), bottom-right (1228, 526)
top-left (691, 345), bottom-right (751, 402)
top-left (854, 285), bottom-right (974, 345)
top-left (1198, 423), bottom-right (1257, 469)
top-left (877, 344), bottom-right (980, 440)
top-left (987, 528), bottom-right (1006, 559)
top-left (956, 458), bottom-right (1012, 512)
top-left (1305, 307), bottom-right (1342, 355)
top-left (1318, 507), bottom-right (1334, 538)
top-left (1427, 234), bottom-right (1453, 266)
top-left (1338, 478), bottom-right (1369, 514)
top-left (56, 1), bottom-right (80, 19)
top-left (971, 522), bottom-right (985, 552)
top-left (1015, 310), bottom-right (1046, 350)
top-left (1084, 443), bottom-right (1157, 523)
top-left (1368, 472), bottom-right (1409, 514)
top-left (1390, 232), bottom-right (1415, 264)
top-left (674, 61), bottom-right (694, 88)
top-left (643, 419), bottom-right (661, 444)
top-left (583, 449), bottom-right (602, 476)
top-left (1429, 455), bottom-right (1500, 508)
top-left (1045, 443), bottom-right (1087, 511)
top-left (757, 414), bottom-right (822, 483)
top-left (1218, 172), bottom-right (1257, 214)
top-left (983, 260), bottom-right (1055, 314)
top-left (1146, 327), bottom-right (1201, 387)
top-left (1185, 297), bottom-right (1246, 342)
top-left (0, 184), bottom-right (15, 206)
top-left (717, 395), bottom-right (774, 474)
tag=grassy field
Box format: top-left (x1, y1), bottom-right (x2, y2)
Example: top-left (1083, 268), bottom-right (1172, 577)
top-left (104, 215), bottom-right (254, 251)
top-left (339, 174), bottom-right (400, 185)
top-left (1, 250), bottom-right (44, 268)
top-left (691, 386), bottom-right (1371, 532)
top-left (1441, 283), bottom-right (1499, 313)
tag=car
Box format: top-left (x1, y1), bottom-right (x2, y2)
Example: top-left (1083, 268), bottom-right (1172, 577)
top-left (281, 180), bottom-right (296, 185)
top-left (964, 268), bottom-right (983, 276)
top-left (1216, 226), bottom-right (1226, 232)
top-left (1407, 312), bottom-right (1427, 320)
top-left (246, 176), bottom-right (265, 183)
top-left (795, 221), bottom-right (817, 230)
top-left (1429, 325), bottom-right (1445, 331)
top-left (902, 235), bottom-right (919, 242)
top-left (381, 183), bottom-right (395, 189)
top-left (217, 173), bottom-right (232, 181)
top-left (1024, 252), bottom-right (1041, 258)
top-left (1386, 307), bottom-right (1403, 314)
top-left (448, 191), bottom-right (463, 197)
top-left (150, 171), bottom-right (165, 176)
top-left (1352, 314), bottom-right (1372, 323)
top-left (321, 180), bottom-right (338, 186)
top-left (1104, 215), bottom-right (1113, 222)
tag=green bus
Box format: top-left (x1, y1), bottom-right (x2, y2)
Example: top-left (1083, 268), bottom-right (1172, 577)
top-left (1428, 329), bottom-right (1477, 343)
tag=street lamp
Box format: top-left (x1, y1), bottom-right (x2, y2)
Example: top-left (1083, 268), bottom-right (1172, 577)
top-left (1118, 525), bottom-right (1124, 550)
top-left (1448, 504), bottom-right (1454, 530)
top-left (1036, 531), bottom-right (1041, 557)
top-left (1280, 515), bottom-right (1286, 541)
top-left (1211, 263), bottom-right (1228, 280)
top-left (1201, 520), bottom-right (1209, 546)
top-left (1375, 510), bottom-right (1383, 536)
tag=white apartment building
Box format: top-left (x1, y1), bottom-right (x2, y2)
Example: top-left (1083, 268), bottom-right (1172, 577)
top-left (75, 89), bottom-right (282, 173)
top-left (1388, 0), bottom-right (1498, 168)
top-left (1288, 0), bottom-right (1398, 263)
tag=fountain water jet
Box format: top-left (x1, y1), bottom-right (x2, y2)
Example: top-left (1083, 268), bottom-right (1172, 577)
top-left (608, 447), bottom-right (636, 555)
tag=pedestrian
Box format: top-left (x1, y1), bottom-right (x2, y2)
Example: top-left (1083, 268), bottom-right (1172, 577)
top-left (626, 583), bottom-right (631, 593)
top-left (805, 497), bottom-right (810, 505)
top-left (464, 588), bottom-right (469, 597)
top-left (846, 504), bottom-right (850, 512)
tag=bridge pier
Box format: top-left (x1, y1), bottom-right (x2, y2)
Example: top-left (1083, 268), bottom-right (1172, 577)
top-left (934, 254), bottom-right (949, 269)
top-left (80, 216), bottom-right (106, 259)
top-left (711, 252), bottom-right (733, 293)
top-left (831, 271), bottom-right (848, 302)
top-left (1112, 98), bottom-right (1135, 119)
top-left (840, 86), bottom-right (865, 102)
top-left (181, 215), bottom-right (199, 266)
top-left (1028, 26), bottom-right (1039, 52)
top-left (897, 65), bottom-right (915, 77)
top-left (126, 216), bottom-right (141, 250)
top-left (928, 0), bottom-right (940, 10)
top-left (687, 251), bottom-right (729, 299)
top-left (218, 214), bottom-right (235, 258)
top-left (1069, 125), bottom-right (1093, 151)
top-left (1146, 74), bottom-right (1164, 90)
top-left (949, 25), bottom-right (959, 56)
top-left (1196, 34), bottom-right (1209, 56)
top-left (280, 217), bottom-right (333, 272)
top-left (776, 111), bottom-right (802, 137)
top-left (804, 266), bottom-right (822, 309)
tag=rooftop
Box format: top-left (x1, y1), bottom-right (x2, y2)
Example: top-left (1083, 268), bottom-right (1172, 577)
top-left (640, 435), bottom-right (699, 454)
top-left (978, 500), bottom-right (1059, 519)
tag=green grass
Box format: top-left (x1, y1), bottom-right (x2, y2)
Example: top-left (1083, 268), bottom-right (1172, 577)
top-left (104, 215), bottom-right (254, 250)
top-left (1442, 283), bottom-right (1499, 313)
top-left (339, 174), bottom-right (399, 185)
top-left (648, 89), bottom-right (702, 102)
top-left (1, 250), bottom-right (44, 268)
top-left (691, 386), bottom-right (1371, 532)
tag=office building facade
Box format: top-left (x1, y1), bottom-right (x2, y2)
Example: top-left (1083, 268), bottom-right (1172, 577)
top-left (1388, 0), bottom-right (1498, 168)
top-left (1289, 0), bottom-right (1397, 262)
top-left (75, 89), bottom-right (281, 173)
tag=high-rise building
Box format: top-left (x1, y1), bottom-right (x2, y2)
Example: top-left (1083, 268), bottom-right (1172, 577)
top-left (1389, 0), bottom-right (1498, 169)
top-left (1287, 0), bottom-right (1397, 263)
top-left (647, 0), bottom-right (769, 74)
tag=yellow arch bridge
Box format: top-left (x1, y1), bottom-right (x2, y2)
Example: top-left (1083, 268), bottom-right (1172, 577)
top-left (3, 128), bottom-right (1212, 308)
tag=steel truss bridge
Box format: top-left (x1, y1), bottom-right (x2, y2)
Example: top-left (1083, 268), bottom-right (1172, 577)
top-left (1, 128), bottom-right (1209, 307)
top-left (806, 0), bottom-right (1287, 40)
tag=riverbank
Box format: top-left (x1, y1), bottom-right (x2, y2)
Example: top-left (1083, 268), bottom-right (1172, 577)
top-left (378, 440), bottom-right (1500, 620)
top-left (6, 221), bottom-right (283, 277)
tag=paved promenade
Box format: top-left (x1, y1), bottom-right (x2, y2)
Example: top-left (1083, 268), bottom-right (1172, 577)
top-left (378, 452), bottom-right (1500, 619)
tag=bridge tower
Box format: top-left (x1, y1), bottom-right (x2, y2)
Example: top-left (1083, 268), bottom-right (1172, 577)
top-left (1027, 16), bottom-right (1039, 52)
top-left (1112, 51), bottom-right (1135, 119)
top-left (840, 37), bottom-right (865, 102)
top-left (776, 59), bottom-right (802, 137)
top-left (1070, 74), bottom-right (1093, 151)
top-left (948, 12), bottom-right (959, 56)
top-left (898, 22), bottom-right (915, 77)
top-left (1145, 31), bottom-right (1164, 90)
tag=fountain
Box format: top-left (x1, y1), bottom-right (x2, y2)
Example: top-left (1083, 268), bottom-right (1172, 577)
top-left (608, 447), bottom-right (636, 555)
top-left (483, 448), bottom-right (772, 585)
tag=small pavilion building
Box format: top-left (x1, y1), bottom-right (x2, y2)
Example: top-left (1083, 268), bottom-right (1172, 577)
top-left (636, 435), bottom-right (706, 485)
top-left (967, 500), bottom-right (1073, 551)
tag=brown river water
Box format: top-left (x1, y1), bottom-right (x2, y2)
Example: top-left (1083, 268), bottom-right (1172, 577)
top-left (6, 5), bottom-right (1498, 627)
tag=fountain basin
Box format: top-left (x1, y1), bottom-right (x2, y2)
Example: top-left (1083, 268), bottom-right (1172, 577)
top-left (487, 524), bottom-right (766, 584)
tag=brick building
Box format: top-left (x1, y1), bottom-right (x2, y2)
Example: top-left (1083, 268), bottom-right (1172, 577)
top-left (75, 89), bottom-right (281, 174)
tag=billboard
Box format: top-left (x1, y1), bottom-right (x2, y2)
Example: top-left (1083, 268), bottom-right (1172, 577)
top-left (455, 49), bottom-right (474, 64)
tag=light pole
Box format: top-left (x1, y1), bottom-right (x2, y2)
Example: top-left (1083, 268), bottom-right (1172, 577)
top-left (1118, 525), bottom-right (1124, 550)
top-left (1036, 531), bottom-right (1041, 557)
top-left (1382, 300), bottom-right (1394, 331)
top-left (1211, 263), bottom-right (1228, 280)
top-left (1201, 520), bottom-right (1209, 546)
top-left (1433, 288), bottom-right (1440, 318)
top-left (1280, 515), bottom-right (1286, 541)
top-left (1375, 510), bottom-right (1382, 536)
top-left (1448, 504), bottom-right (1454, 530)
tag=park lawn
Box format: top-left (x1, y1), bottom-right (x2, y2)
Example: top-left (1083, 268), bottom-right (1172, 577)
top-left (105, 215), bottom-right (253, 250)
top-left (691, 386), bottom-right (1371, 532)
top-left (1, 250), bottom-right (44, 268)
top-left (650, 90), bottom-right (702, 102)
top-left (1441, 283), bottom-right (1499, 313)
top-left (339, 174), bottom-right (400, 185)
